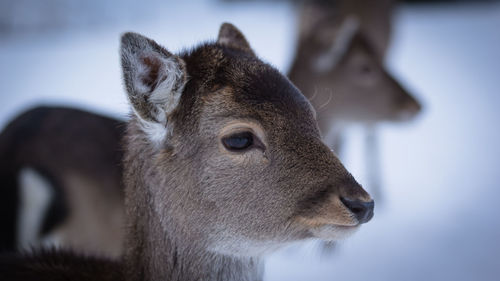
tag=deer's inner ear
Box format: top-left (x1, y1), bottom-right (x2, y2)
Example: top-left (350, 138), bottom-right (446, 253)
top-left (140, 56), bottom-right (164, 90)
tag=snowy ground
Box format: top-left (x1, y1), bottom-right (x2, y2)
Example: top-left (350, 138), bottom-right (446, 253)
top-left (1, 1), bottom-right (500, 280)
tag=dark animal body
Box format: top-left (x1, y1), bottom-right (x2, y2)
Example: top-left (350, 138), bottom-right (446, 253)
top-left (0, 106), bottom-right (125, 255)
top-left (0, 249), bottom-right (122, 281)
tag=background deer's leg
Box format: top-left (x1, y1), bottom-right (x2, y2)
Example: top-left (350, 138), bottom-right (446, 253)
top-left (324, 123), bottom-right (345, 158)
top-left (365, 124), bottom-right (383, 204)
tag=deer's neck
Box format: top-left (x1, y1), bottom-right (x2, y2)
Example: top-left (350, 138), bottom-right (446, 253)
top-left (122, 176), bottom-right (263, 281)
top-left (122, 121), bottom-right (263, 281)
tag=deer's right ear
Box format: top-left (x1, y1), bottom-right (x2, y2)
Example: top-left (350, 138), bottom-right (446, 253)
top-left (313, 16), bottom-right (360, 73)
top-left (217, 23), bottom-right (255, 56)
top-left (120, 32), bottom-right (187, 143)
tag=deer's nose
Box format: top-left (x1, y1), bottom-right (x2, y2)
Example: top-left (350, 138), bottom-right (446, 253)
top-left (340, 197), bottom-right (374, 224)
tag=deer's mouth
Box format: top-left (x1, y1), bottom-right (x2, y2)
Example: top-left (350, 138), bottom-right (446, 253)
top-left (309, 223), bottom-right (360, 241)
top-left (295, 216), bottom-right (361, 240)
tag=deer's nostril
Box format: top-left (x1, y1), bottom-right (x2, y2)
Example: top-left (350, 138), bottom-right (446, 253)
top-left (340, 197), bottom-right (374, 224)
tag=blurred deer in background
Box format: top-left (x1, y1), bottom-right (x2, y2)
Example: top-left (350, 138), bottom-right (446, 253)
top-left (0, 107), bottom-right (125, 257)
top-left (288, 0), bottom-right (422, 201)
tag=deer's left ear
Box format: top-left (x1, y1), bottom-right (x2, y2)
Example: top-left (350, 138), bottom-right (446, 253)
top-left (217, 23), bottom-right (255, 56)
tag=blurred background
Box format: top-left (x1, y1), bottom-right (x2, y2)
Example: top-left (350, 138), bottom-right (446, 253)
top-left (1, 0), bottom-right (499, 280)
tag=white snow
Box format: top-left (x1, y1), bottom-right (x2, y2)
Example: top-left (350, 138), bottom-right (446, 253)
top-left (1, 1), bottom-right (499, 280)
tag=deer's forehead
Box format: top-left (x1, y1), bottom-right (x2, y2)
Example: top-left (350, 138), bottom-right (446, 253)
top-left (182, 45), bottom-right (317, 133)
top-left (198, 85), bottom-right (317, 135)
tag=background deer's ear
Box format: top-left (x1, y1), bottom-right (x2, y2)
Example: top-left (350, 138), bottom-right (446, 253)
top-left (120, 32), bottom-right (187, 143)
top-left (217, 23), bottom-right (255, 56)
top-left (313, 16), bottom-right (360, 73)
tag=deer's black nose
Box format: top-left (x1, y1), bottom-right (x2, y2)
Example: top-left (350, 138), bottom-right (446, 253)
top-left (340, 197), bottom-right (374, 224)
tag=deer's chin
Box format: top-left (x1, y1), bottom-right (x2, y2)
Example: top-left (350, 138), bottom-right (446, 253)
top-left (310, 224), bottom-right (360, 241)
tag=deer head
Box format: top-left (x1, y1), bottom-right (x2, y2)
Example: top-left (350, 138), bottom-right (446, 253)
top-left (289, 0), bottom-right (421, 135)
top-left (120, 23), bottom-right (373, 280)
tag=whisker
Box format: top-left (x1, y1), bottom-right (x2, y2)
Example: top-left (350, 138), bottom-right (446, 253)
top-left (308, 86), bottom-right (318, 102)
top-left (318, 88), bottom-right (333, 112)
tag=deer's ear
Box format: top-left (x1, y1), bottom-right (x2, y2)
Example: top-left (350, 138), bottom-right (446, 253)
top-left (120, 32), bottom-right (187, 143)
top-left (313, 16), bottom-right (360, 72)
top-left (217, 23), bottom-right (254, 55)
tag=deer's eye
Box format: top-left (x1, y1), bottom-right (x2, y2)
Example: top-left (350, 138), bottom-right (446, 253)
top-left (222, 131), bottom-right (254, 151)
top-left (359, 64), bottom-right (373, 75)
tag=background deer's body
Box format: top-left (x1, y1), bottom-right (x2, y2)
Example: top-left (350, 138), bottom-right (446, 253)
top-left (288, 0), bottom-right (421, 201)
top-left (0, 107), bottom-right (125, 256)
top-left (0, 24), bottom-right (373, 281)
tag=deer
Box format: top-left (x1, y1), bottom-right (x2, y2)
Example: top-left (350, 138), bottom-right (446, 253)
top-left (288, 0), bottom-right (422, 200)
top-left (0, 23), bottom-right (374, 281)
top-left (0, 106), bottom-right (126, 256)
